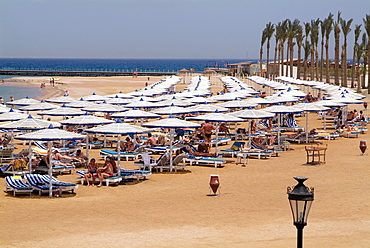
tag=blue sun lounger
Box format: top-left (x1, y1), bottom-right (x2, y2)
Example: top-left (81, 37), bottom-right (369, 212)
top-left (24, 174), bottom-right (58, 195)
top-left (40, 175), bottom-right (78, 193)
top-left (100, 149), bottom-right (140, 161)
top-left (5, 176), bottom-right (33, 196)
top-left (76, 170), bottom-right (122, 186)
top-left (184, 155), bottom-right (226, 168)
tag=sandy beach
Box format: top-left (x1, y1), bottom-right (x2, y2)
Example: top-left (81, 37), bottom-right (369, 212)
top-left (1, 76), bottom-right (370, 247)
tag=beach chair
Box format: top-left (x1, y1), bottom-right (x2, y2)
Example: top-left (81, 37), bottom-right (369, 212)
top-left (40, 175), bottom-right (78, 193)
top-left (184, 155), bottom-right (226, 168)
top-left (24, 174), bottom-right (58, 195)
top-left (157, 154), bottom-right (189, 172)
top-left (76, 170), bottom-right (122, 186)
top-left (0, 147), bottom-right (14, 164)
top-left (100, 149), bottom-right (140, 161)
top-left (134, 153), bottom-right (168, 172)
top-left (220, 141), bottom-right (245, 158)
top-left (120, 168), bottom-right (152, 181)
top-left (285, 118), bottom-right (304, 132)
top-left (5, 176), bottom-right (33, 196)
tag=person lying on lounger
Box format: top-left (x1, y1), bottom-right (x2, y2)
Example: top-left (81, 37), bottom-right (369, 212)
top-left (85, 158), bottom-right (98, 186)
top-left (181, 144), bottom-right (216, 157)
top-left (52, 149), bottom-right (82, 162)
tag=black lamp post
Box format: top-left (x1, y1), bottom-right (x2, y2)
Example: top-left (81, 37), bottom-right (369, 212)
top-left (287, 177), bottom-right (314, 248)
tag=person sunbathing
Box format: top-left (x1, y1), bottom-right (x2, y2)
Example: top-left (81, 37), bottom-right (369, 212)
top-left (182, 144), bottom-right (216, 157)
top-left (84, 158), bottom-right (98, 186)
top-left (52, 149), bottom-right (78, 162)
top-left (118, 137), bottom-right (136, 152)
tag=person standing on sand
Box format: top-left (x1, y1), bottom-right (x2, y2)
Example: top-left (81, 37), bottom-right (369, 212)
top-left (202, 121), bottom-right (216, 149)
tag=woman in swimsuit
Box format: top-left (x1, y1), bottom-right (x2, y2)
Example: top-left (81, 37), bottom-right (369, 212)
top-left (84, 158), bottom-right (98, 186)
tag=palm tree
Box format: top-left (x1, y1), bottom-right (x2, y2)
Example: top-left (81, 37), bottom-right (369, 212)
top-left (324, 13), bottom-right (334, 83)
top-left (279, 20), bottom-right (288, 76)
top-left (274, 22), bottom-right (282, 76)
top-left (356, 39), bottom-right (364, 93)
top-left (295, 25), bottom-right (304, 79)
top-left (304, 22), bottom-right (311, 79)
top-left (264, 22), bottom-right (275, 78)
top-left (288, 19), bottom-right (300, 77)
top-left (310, 19), bottom-right (320, 80)
top-left (259, 29), bottom-right (267, 77)
top-left (363, 14), bottom-right (370, 94)
top-left (352, 24), bottom-right (362, 88)
top-left (320, 19), bottom-right (326, 81)
top-left (334, 12), bottom-right (342, 85)
top-left (360, 34), bottom-right (368, 89)
top-left (340, 18), bottom-right (353, 87)
top-left (303, 42), bottom-right (311, 80)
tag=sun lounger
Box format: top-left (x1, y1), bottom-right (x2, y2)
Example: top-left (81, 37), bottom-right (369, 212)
top-left (220, 141), bottom-right (246, 158)
top-left (285, 118), bottom-right (304, 132)
top-left (39, 175), bottom-right (78, 193)
top-left (100, 149), bottom-right (140, 161)
top-left (24, 174), bottom-right (58, 195)
top-left (0, 147), bottom-right (14, 164)
top-left (244, 149), bottom-right (273, 159)
top-left (184, 155), bottom-right (226, 168)
top-left (157, 154), bottom-right (189, 172)
top-left (0, 160), bottom-right (29, 176)
top-left (340, 131), bottom-right (360, 138)
top-left (134, 153), bottom-right (168, 172)
top-left (120, 168), bottom-right (152, 181)
top-left (5, 176), bottom-right (33, 196)
top-left (76, 170), bottom-right (122, 186)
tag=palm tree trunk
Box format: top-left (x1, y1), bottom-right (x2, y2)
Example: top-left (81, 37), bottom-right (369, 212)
top-left (290, 44), bottom-right (294, 78)
top-left (325, 41), bottom-right (330, 83)
top-left (297, 45), bottom-right (302, 79)
top-left (351, 46), bottom-right (356, 88)
top-left (362, 58), bottom-right (367, 89)
top-left (266, 41), bottom-right (271, 78)
top-left (335, 30), bottom-right (340, 85)
top-left (286, 42), bottom-right (289, 76)
top-left (274, 41), bottom-right (278, 77)
top-left (320, 39), bottom-right (324, 81)
top-left (315, 44), bottom-right (319, 81)
top-left (310, 48), bottom-right (315, 80)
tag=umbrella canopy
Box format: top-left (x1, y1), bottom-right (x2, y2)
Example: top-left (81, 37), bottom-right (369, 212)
top-left (160, 97), bottom-right (195, 107)
top-left (0, 115), bottom-right (61, 130)
top-left (124, 98), bottom-right (163, 108)
top-left (105, 96), bottom-right (130, 105)
top-left (0, 105), bottom-right (12, 113)
top-left (59, 114), bottom-right (114, 126)
top-left (111, 109), bottom-right (161, 119)
top-left (45, 95), bottom-right (76, 104)
top-left (82, 103), bottom-right (128, 113)
top-left (6, 96), bottom-right (39, 106)
top-left (38, 105), bottom-right (86, 117)
top-left (19, 101), bottom-right (59, 111)
top-left (105, 92), bottom-right (134, 99)
top-left (245, 97), bottom-right (271, 105)
top-left (231, 109), bottom-right (275, 119)
top-left (0, 109), bottom-right (30, 122)
top-left (153, 106), bottom-right (189, 115)
top-left (82, 93), bottom-right (110, 102)
top-left (185, 104), bottom-right (228, 113)
top-left (65, 99), bottom-right (96, 108)
top-left (215, 100), bottom-right (258, 109)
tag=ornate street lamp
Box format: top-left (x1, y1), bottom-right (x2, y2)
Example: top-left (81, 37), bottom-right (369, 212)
top-left (287, 177), bottom-right (314, 248)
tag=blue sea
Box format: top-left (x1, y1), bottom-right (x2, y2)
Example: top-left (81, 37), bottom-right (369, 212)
top-left (0, 58), bottom-right (249, 100)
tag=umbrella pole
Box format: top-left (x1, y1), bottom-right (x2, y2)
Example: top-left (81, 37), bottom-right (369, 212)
top-left (215, 123), bottom-right (220, 156)
top-left (47, 141), bottom-right (53, 197)
top-left (248, 120), bottom-right (252, 148)
top-left (305, 112), bottom-right (309, 143)
top-left (278, 114), bottom-right (281, 145)
top-left (28, 141), bottom-right (32, 174)
top-left (324, 112), bottom-right (327, 131)
top-left (169, 129), bottom-right (174, 172)
top-left (85, 134), bottom-right (89, 165)
top-left (117, 134), bottom-right (121, 176)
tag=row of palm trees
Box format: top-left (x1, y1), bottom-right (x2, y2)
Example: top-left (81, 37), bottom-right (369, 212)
top-left (259, 12), bottom-right (370, 93)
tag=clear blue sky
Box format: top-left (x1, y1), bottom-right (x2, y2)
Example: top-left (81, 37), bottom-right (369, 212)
top-left (0, 0), bottom-right (369, 59)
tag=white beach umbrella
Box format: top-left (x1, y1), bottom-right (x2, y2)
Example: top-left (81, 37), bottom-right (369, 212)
top-left (15, 125), bottom-right (85, 197)
top-left (142, 117), bottom-right (201, 171)
top-left (188, 97), bottom-right (217, 104)
top-left (210, 93), bottom-right (238, 102)
top-left (105, 96), bottom-right (131, 105)
top-left (37, 105), bottom-right (86, 117)
top-left (6, 96), bottom-right (39, 106)
top-left (124, 98), bottom-right (164, 108)
top-left (189, 112), bottom-right (243, 155)
top-left (105, 92), bottom-right (134, 99)
top-left (59, 114), bottom-right (114, 126)
top-left (264, 93), bottom-right (299, 104)
top-left (264, 105), bottom-right (303, 145)
top-left (185, 104), bottom-right (228, 113)
top-left (82, 93), bottom-right (110, 102)
top-left (65, 98), bottom-right (96, 108)
top-left (0, 115), bottom-right (61, 130)
top-left (82, 102), bottom-right (128, 113)
top-left (245, 97), bottom-right (271, 105)
top-left (153, 105), bottom-right (189, 115)
top-left (111, 109), bottom-right (161, 119)
top-left (215, 99), bottom-right (258, 109)
top-left (45, 95), bottom-right (76, 104)
top-left (18, 100), bottom-right (59, 112)
top-left (0, 109), bottom-right (30, 122)
top-left (0, 105), bottom-right (12, 113)
top-left (160, 97), bottom-right (195, 107)
top-left (85, 120), bottom-right (153, 175)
